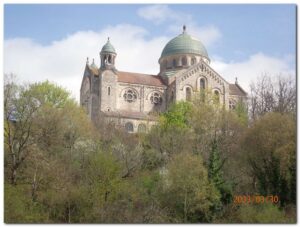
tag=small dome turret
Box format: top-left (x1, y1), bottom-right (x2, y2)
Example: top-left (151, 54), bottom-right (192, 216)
top-left (101, 37), bottom-right (116, 54)
top-left (100, 37), bottom-right (117, 70)
top-left (90, 58), bottom-right (97, 69)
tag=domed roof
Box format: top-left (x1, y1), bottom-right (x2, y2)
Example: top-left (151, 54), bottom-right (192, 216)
top-left (160, 26), bottom-right (209, 59)
top-left (90, 58), bottom-right (97, 69)
top-left (101, 38), bottom-right (116, 54)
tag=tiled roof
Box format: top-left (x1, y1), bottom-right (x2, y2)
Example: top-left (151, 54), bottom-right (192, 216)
top-left (117, 71), bottom-right (166, 87)
top-left (87, 65), bottom-right (99, 75)
top-left (229, 84), bottom-right (247, 96)
top-left (102, 110), bottom-right (158, 120)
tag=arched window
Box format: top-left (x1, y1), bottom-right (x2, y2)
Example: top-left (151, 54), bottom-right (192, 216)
top-left (186, 87), bottom-right (192, 101)
top-left (214, 90), bottom-right (220, 104)
top-left (200, 78), bottom-right (206, 102)
top-left (200, 78), bottom-right (205, 90)
top-left (229, 100), bottom-right (236, 110)
top-left (108, 55), bottom-right (112, 64)
top-left (125, 122), bottom-right (134, 132)
top-left (150, 92), bottom-right (162, 105)
top-left (182, 57), bottom-right (187, 66)
top-left (191, 57), bottom-right (196, 65)
top-left (173, 59), bottom-right (176, 68)
top-left (123, 89), bottom-right (137, 103)
top-left (108, 86), bottom-right (111, 96)
top-left (138, 124), bottom-right (146, 133)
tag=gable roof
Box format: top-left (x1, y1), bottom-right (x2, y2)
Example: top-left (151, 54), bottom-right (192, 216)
top-left (229, 83), bottom-right (247, 96)
top-left (117, 71), bottom-right (166, 87)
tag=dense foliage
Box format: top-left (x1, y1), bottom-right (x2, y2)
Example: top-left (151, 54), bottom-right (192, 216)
top-left (4, 74), bottom-right (296, 223)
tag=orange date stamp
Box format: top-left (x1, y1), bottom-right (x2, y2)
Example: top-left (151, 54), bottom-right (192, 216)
top-left (233, 195), bottom-right (279, 204)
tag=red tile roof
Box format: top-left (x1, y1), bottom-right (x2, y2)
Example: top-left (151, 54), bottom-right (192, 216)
top-left (229, 84), bottom-right (247, 96)
top-left (117, 71), bottom-right (166, 87)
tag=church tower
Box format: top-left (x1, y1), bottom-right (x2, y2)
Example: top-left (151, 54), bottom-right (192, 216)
top-left (100, 37), bottom-right (117, 71)
top-left (99, 37), bottom-right (118, 113)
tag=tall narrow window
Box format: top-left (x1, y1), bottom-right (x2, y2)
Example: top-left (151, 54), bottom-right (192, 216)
top-left (186, 87), bottom-right (192, 101)
top-left (200, 78), bottom-right (205, 89)
top-left (214, 90), bottom-right (220, 104)
top-left (191, 57), bottom-right (196, 65)
top-left (173, 59), bottom-right (176, 68)
top-left (125, 122), bottom-right (134, 132)
top-left (108, 86), bottom-right (111, 96)
top-left (182, 57), bottom-right (187, 66)
top-left (200, 78), bottom-right (205, 102)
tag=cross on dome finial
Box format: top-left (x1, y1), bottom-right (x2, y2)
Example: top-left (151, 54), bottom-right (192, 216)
top-left (183, 25), bottom-right (186, 33)
top-left (86, 57), bottom-right (89, 64)
top-left (235, 77), bottom-right (238, 84)
top-left (108, 37), bottom-right (110, 42)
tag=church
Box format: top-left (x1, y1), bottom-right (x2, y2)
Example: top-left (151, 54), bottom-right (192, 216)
top-left (80, 26), bottom-right (247, 133)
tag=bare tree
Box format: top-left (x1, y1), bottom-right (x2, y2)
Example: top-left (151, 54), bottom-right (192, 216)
top-left (249, 73), bottom-right (296, 120)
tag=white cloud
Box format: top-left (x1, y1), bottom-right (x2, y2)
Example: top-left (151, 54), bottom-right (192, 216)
top-left (4, 24), bottom-right (169, 102)
top-left (137, 5), bottom-right (222, 47)
top-left (137, 5), bottom-right (173, 24)
top-left (211, 52), bottom-right (295, 93)
top-left (4, 23), bottom-right (294, 103)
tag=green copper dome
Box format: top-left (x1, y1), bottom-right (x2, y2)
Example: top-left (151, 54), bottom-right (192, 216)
top-left (90, 58), bottom-right (97, 69)
top-left (160, 29), bottom-right (208, 59)
top-left (101, 38), bottom-right (116, 54)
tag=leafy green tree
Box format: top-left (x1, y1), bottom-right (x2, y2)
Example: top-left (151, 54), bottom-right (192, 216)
top-left (208, 139), bottom-right (224, 187)
top-left (221, 203), bottom-right (294, 223)
top-left (143, 124), bottom-right (194, 163)
top-left (234, 100), bottom-right (248, 126)
top-left (160, 101), bottom-right (192, 129)
top-left (160, 152), bottom-right (220, 222)
top-left (4, 79), bottom-right (38, 185)
top-left (4, 184), bottom-right (48, 223)
top-left (242, 112), bottom-right (296, 205)
top-left (25, 80), bottom-right (74, 108)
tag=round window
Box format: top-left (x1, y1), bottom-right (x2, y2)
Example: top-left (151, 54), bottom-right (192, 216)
top-left (123, 89), bottom-right (137, 103)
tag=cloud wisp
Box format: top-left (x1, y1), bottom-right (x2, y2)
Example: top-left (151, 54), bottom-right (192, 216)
top-left (137, 4), bottom-right (222, 47)
top-left (211, 52), bottom-right (295, 93)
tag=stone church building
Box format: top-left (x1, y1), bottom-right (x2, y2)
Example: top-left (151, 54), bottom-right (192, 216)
top-left (80, 26), bottom-right (247, 133)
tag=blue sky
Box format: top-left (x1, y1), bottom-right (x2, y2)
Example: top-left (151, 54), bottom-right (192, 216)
top-left (4, 4), bottom-right (296, 101)
top-left (5, 4), bottom-right (296, 61)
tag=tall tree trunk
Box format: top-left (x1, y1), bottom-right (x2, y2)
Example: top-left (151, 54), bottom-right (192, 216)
top-left (31, 166), bottom-right (38, 201)
top-left (10, 167), bottom-right (17, 185)
top-left (184, 188), bottom-right (188, 223)
top-left (68, 202), bottom-right (71, 223)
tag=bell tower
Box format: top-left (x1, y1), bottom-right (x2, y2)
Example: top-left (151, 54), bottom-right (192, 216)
top-left (100, 37), bottom-right (117, 70)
